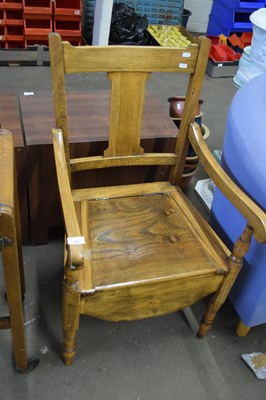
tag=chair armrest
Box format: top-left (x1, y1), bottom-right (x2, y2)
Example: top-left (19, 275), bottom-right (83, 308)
top-left (52, 129), bottom-right (84, 268)
top-left (0, 129), bottom-right (14, 212)
top-left (188, 122), bottom-right (266, 243)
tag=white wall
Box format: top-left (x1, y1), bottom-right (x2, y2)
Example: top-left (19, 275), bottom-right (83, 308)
top-left (184, 0), bottom-right (213, 33)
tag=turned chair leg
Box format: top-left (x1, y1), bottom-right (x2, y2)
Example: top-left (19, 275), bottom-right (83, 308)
top-left (62, 270), bottom-right (80, 366)
top-left (236, 320), bottom-right (251, 337)
top-left (197, 224), bottom-right (253, 338)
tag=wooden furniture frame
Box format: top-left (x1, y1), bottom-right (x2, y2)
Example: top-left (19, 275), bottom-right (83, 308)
top-left (0, 129), bottom-right (39, 373)
top-left (0, 95), bottom-right (29, 244)
top-left (49, 32), bottom-right (266, 366)
top-left (19, 90), bottom-right (177, 245)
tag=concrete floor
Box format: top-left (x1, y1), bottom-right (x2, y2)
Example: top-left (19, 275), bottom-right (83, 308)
top-left (1, 66), bottom-right (266, 399)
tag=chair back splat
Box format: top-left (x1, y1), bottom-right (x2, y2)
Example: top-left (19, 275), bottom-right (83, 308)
top-left (49, 32), bottom-right (266, 366)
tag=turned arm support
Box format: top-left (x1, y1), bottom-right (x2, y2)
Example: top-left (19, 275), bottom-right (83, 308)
top-left (188, 122), bottom-right (266, 243)
top-left (52, 129), bottom-right (84, 269)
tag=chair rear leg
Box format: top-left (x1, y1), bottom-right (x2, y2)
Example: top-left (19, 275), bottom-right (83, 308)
top-left (2, 244), bottom-right (28, 371)
top-left (197, 224), bottom-right (253, 338)
top-left (63, 268), bottom-right (80, 366)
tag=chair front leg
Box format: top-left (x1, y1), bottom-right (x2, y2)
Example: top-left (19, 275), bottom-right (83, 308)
top-left (197, 224), bottom-right (253, 338)
top-left (63, 266), bottom-right (80, 366)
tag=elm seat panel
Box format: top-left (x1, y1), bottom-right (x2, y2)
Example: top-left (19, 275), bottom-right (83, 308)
top-left (79, 192), bottom-right (227, 289)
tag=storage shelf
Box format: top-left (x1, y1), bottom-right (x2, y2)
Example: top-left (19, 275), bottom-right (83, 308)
top-left (54, 0), bottom-right (82, 20)
top-left (222, 0), bottom-right (266, 9)
top-left (23, 0), bottom-right (52, 16)
top-left (24, 18), bottom-right (52, 37)
top-left (5, 9), bottom-right (23, 25)
top-left (54, 20), bottom-right (81, 37)
top-left (212, 2), bottom-right (254, 30)
top-left (207, 0), bottom-right (261, 36)
top-left (5, 1), bottom-right (23, 10)
top-left (207, 14), bottom-right (252, 36)
top-left (85, 0), bottom-right (183, 29)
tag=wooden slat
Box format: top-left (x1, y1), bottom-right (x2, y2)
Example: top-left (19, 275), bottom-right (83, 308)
top-left (0, 130), bottom-right (14, 210)
top-left (52, 129), bottom-right (84, 268)
top-left (70, 153), bottom-right (178, 172)
top-left (72, 181), bottom-right (175, 202)
top-left (170, 36), bottom-right (211, 184)
top-left (104, 71), bottom-right (148, 156)
top-left (62, 41), bottom-right (199, 73)
top-left (49, 33), bottom-right (71, 177)
top-left (79, 201), bottom-right (93, 290)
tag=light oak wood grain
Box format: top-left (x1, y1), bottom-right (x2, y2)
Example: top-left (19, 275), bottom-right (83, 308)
top-left (49, 32), bottom-right (265, 366)
top-left (188, 122), bottom-right (266, 243)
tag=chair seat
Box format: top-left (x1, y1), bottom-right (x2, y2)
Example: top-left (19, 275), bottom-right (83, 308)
top-left (76, 183), bottom-right (229, 292)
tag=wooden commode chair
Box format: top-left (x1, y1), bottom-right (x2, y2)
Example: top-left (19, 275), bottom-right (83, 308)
top-left (48, 32), bottom-right (266, 366)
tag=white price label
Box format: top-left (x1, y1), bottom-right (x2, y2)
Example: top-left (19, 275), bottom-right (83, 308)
top-left (182, 52), bottom-right (191, 58)
top-left (67, 236), bottom-right (85, 245)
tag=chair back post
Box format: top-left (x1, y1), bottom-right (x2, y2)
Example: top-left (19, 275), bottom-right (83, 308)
top-left (49, 33), bottom-right (71, 181)
top-left (170, 36), bottom-right (211, 185)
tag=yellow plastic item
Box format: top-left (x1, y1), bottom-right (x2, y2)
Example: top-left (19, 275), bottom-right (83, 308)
top-left (147, 25), bottom-right (191, 48)
top-left (218, 34), bottom-right (227, 45)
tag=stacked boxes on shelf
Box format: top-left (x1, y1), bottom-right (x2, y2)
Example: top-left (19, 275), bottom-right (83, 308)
top-left (83, 0), bottom-right (184, 44)
top-left (54, 0), bottom-right (82, 45)
top-left (0, 0), bottom-right (24, 48)
top-left (23, 0), bottom-right (52, 47)
top-left (207, 0), bottom-right (266, 37)
top-left (0, 1), bottom-right (5, 49)
top-left (0, 0), bottom-right (82, 48)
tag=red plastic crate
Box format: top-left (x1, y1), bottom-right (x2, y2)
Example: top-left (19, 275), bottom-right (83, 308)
top-left (6, 39), bottom-right (24, 47)
top-left (25, 38), bottom-right (48, 46)
top-left (5, 9), bottom-right (23, 25)
top-left (209, 44), bottom-right (241, 62)
top-left (61, 36), bottom-right (81, 46)
top-left (54, 0), bottom-right (82, 21)
top-left (5, 1), bottom-right (23, 10)
top-left (23, 0), bottom-right (52, 16)
top-left (54, 20), bottom-right (81, 37)
top-left (0, 1), bottom-right (4, 10)
top-left (5, 24), bottom-right (23, 40)
top-left (241, 32), bottom-right (252, 46)
top-left (0, 25), bottom-right (6, 41)
top-left (24, 18), bottom-right (52, 38)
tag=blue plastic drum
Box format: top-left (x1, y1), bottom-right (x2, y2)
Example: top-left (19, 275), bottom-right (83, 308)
top-left (210, 73), bottom-right (266, 329)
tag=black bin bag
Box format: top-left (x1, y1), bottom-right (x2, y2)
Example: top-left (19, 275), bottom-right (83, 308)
top-left (109, 3), bottom-right (151, 45)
